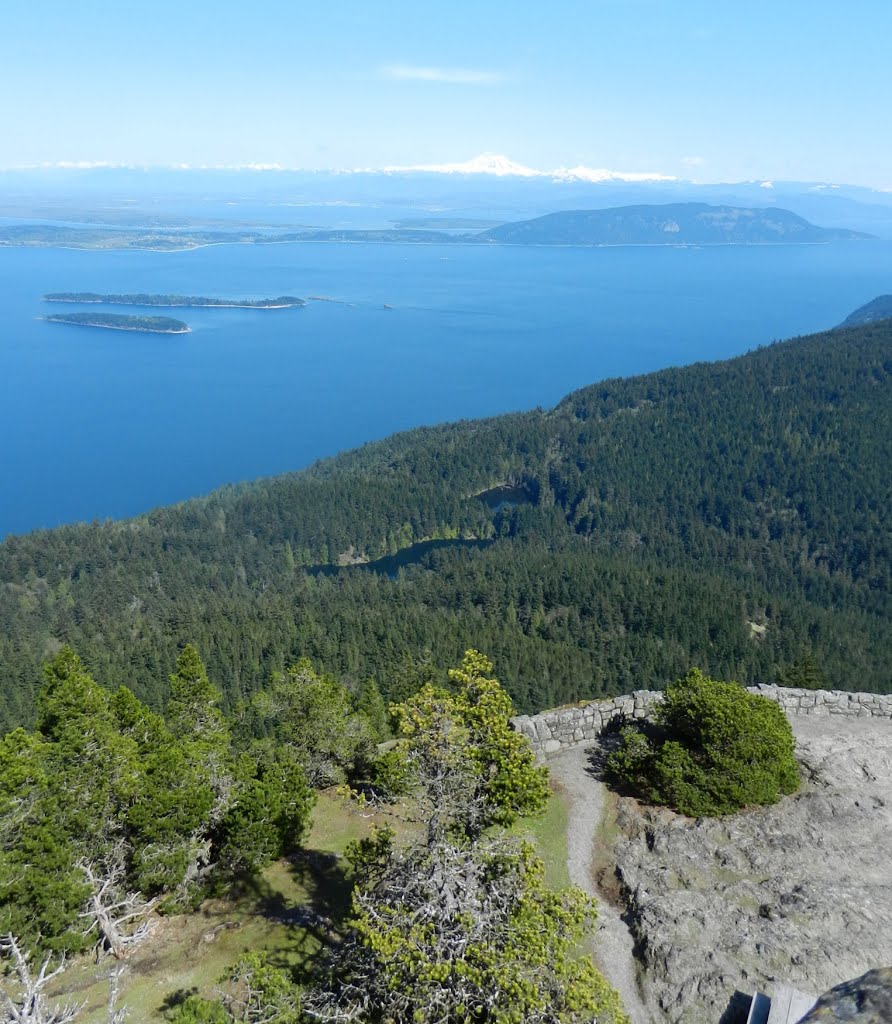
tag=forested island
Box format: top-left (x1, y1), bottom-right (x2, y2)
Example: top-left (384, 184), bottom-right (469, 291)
top-left (480, 203), bottom-right (872, 245)
top-left (44, 292), bottom-right (307, 308)
top-left (1, 316), bottom-right (890, 730)
top-left (42, 311), bottom-right (190, 333)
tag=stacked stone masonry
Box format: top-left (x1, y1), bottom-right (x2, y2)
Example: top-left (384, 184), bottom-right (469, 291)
top-left (511, 685), bottom-right (892, 757)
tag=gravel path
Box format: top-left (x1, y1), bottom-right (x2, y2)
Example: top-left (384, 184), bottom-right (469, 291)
top-left (548, 745), bottom-right (658, 1024)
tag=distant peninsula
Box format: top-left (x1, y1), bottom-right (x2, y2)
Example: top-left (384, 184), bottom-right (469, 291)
top-left (42, 312), bottom-right (190, 334)
top-left (44, 292), bottom-right (306, 309)
top-left (839, 294), bottom-right (892, 327)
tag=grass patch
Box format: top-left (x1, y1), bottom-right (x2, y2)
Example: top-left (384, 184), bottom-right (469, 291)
top-left (48, 791), bottom-right (378, 1023)
top-left (510, 782), bottom-right (571, 890)
top-left (56, 880), bottom-right (309, 1023)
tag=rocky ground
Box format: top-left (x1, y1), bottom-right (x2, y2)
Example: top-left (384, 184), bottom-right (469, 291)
top-left (551, 716), bottom-right (892, 1024)
top-left (800, 967), bottom-right (892, 1023)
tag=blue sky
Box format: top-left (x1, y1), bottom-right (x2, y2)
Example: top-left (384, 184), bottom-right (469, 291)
top-left (4, 0), bottom-right (892, 187)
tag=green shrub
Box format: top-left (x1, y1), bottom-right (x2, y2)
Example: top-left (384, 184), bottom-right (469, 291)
top-left (168, 996), bottom-right (230, 1024)
top-left (607, 669), bottom-right (800, 816)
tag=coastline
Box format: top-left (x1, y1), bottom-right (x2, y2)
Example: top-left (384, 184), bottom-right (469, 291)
top-left (2, 235), bottom-right (874, 255)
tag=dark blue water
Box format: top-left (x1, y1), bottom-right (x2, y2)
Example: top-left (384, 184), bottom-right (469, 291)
top-left (2, 239), bottom-right (891, 538)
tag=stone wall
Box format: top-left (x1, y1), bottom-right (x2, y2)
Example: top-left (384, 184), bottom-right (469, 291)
top-left (511, 685), bottom-right (892, 757)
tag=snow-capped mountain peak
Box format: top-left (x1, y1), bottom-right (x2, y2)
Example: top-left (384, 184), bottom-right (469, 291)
top-left (381, 153), bottom-right (541, 177)
top-left (375, 153), bottom-right (676, 182)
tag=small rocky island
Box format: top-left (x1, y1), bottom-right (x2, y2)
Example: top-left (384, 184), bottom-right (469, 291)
top-left (44, 292), bottom-right (306, 308)
top-left (42, 312), bottom-right (191, 334)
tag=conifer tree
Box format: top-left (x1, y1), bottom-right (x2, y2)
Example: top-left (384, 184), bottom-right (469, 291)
top-left (167, 644), bottom-right (229, 749)
top-left (307, 651), bottom-right (626, 1024)
top-left (247, 660), bottom-right (374, 787)
top-left (393, 648), bottom-right (550, 840)
top-left (167, 645), bottom-right (233, 831)
top-left (0, 730), bottom-right (87, 953)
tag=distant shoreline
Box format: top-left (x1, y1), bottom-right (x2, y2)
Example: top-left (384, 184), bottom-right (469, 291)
top-left (1, 202), bottom-right (873, 253)
top-left (15, 238), bottom-right (869, 254)
top-left (1, 234), bottom-right (877, 256)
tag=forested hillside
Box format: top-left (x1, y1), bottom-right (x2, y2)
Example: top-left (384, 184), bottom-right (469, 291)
top-left (1, 320), bottom-right (890, 727)
top-left (841, 293), bottom-right (892, 326)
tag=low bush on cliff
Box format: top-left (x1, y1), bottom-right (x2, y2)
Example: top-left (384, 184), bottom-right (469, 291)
top-left (607, 669), bottom-right (800, 816)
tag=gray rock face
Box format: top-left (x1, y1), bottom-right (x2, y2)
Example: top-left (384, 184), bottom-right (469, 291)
top-left (799, 967), bottom-right (892, 1022)
top-left (606, 717), bottom-right (892, 1024)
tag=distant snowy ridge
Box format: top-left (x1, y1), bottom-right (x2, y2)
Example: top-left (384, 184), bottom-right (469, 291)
top-left (375, 153), bottom-right (677, 182)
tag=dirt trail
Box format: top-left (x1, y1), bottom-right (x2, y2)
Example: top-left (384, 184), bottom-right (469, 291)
top-left (548, 745), bottom-right (658, 1024)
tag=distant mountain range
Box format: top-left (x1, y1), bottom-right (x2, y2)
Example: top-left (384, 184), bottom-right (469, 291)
top-left (840, 294), bottom-right (892, 326)
top-left (3, 161), bottom-right (892, 238)
top-left (480, 204), bottom-right (870, 245)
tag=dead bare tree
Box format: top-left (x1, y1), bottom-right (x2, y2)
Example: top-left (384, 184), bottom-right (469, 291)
top-left (0, 935), bottom-right (83, 1024)
top-left (78, 859), bottom-right (159, 961)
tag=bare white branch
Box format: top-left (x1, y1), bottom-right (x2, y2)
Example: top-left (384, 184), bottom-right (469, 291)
top-left (0, 935), bottom-right (84, 1024)
top-left (78, 860), bottom-right (159, 961)
top-left (105, 966), bottom-right (127, 1024)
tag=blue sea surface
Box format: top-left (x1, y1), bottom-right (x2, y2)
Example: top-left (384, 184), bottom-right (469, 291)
top-left (2, 239), bottom-right (891, 538)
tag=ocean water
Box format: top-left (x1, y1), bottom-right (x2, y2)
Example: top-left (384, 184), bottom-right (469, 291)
top-left (2, 239), bottom-right (891, 538)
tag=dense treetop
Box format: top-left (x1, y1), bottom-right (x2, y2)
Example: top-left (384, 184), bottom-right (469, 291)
top-left (0, 319), bottom-right (890, 725)
top-left (0, 644), bottom-right (318, 956)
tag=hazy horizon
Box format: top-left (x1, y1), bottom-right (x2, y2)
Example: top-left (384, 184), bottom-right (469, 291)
top-left (0, 157), bottom-right (889, 194)
top-left (4, 1), bottom-right (892, 189)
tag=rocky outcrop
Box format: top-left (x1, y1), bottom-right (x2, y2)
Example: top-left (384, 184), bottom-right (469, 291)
top-left (606, 716), bottom-right (892, 1023)
top-left (515, 688), bottom-right (892, 1022)
top-left (512, 686), bottom-right (892, 757)
top-left (799, 967), bottom-right (892, 1022)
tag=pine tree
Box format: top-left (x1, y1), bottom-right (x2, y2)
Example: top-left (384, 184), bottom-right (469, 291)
top-left (306, 651), bottom-right (627, 1024)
